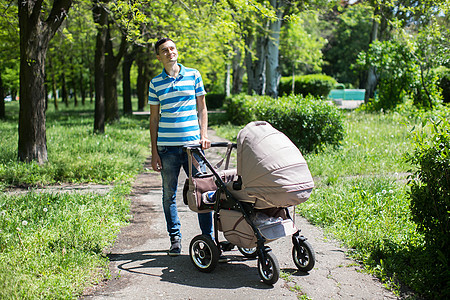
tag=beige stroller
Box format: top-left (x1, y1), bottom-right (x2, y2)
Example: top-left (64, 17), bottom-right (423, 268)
top-left (183, 121), bottom-right (315, 285)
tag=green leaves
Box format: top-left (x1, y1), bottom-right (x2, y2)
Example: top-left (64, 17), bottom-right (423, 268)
top-left (225, 94), bottom-right (344, 153)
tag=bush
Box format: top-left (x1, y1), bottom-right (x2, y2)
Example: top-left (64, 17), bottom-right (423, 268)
top-left (406, 117), bottom-right (450, 299)
top-left (205, 93), bottom-right (226, 109)
top-left (279, 74), bottom-right (337, 98)
top-left (438, 68), bottom-right (450, 104)
top-left (225, 94), bottom-right (344, 153)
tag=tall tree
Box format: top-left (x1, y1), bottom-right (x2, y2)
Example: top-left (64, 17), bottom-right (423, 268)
top-left (93, 0), bottom-right (108, 133)
top-left (18, 0), bottom-right (72, 163)
top-left (104, 29), bottom-right (126, 122)
top-left (265, 0), bottom-right (283, 97)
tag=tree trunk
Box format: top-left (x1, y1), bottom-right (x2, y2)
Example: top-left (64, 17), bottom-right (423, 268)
top-left (18, 0), bottom-right (72, 164)
top-left (225, 62), bottom-right (231, 97)
top-left (0, 73), bottom-right (5, 120)
top-left (48, 56), bottom-right (58, 110)
top-left (122, 47), bottom-right (135, 115)
top-left (61, 71), bottom-right (68, 107)
top-left (93, 1), bottom-right (108, 133)
top-left (231, 46), bottom-right (245, 94)
top-left (71, 64), bottom-right (78, 107)
top-left (245, 32), bottom-right (267, 95)
top-left (136, 47), bottom-right (151, 111)
top-left (364, 12), bottom-right (379, 103)
top-left (265, 0), bottom-right (282, 98)
top-left (79, 69), bottom-right (86, 105)
top-left (104, 29), bottom-right (126, 122)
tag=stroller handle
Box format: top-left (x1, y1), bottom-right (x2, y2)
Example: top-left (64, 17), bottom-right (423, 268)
top-left (183, 142), bottom-right (237, 149)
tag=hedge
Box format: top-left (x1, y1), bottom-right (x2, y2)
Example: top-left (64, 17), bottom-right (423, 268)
top-left (279, 74), bottom-right (337, 98)
top-left (225, 94), bottom-right (344, 153)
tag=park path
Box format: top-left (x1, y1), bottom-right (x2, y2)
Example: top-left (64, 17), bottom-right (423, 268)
top-left (81, 128), bottom-right (399, 300)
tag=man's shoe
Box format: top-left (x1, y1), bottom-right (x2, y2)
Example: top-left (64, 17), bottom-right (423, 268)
top-left (168, 236), bottom-right (181, 256)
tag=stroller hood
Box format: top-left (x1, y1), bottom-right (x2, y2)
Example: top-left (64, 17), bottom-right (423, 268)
top-left (236, 121), bottom-right (314, 208)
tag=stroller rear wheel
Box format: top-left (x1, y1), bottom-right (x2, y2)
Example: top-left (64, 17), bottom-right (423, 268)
top-left (292, 239), bottom-right (315, 272)
top-left (257, 249), bottom-right (280, 285)
top-left (189, 235), bottom-right (219, 273)
top-left (237, 247), bottom-right (258, 259)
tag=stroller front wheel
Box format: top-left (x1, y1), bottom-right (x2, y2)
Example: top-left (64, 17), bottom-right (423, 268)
top-left (257, 249), bottom-right (280, 285)
top-left (292, 239), bottom-right (315, 272)
top-left (189, 235), bottom-right (220, 273)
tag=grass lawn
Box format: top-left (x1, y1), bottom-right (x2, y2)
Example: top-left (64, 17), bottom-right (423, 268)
top-left (0, 100), bottom-right (150, 298)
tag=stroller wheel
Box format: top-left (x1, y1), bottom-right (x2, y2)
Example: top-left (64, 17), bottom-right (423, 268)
top-left (257, 249), bottom-right (280, 285)
top-left (189, 235), bottom-right (219, 273)
top-left (292, 239), bottom-right (315, 272)
top-left (237, 247), bottom-right (257, 259)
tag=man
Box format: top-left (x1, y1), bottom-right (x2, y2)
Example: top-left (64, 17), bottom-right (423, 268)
top-left (149, 38), bottom-right (213, 256)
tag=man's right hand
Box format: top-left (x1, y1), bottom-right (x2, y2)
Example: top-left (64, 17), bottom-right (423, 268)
top-left (151, 153), bottom-right (162, 172)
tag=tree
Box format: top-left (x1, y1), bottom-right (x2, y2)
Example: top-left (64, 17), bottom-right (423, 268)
top-left (93, 0), bottom-right (108, 133)
top-left (321, 2), bottom-right (372, 87)
top-left (18, 0), bottom-right (73, 163)
top-left (280, 11), bottom-right (326, 93)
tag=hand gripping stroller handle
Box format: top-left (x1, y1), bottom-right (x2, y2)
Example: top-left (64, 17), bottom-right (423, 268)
top-left (183, 142), bottom-right (237, 149)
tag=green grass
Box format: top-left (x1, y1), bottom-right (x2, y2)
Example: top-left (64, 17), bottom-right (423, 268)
top-left (0, 185), bottom-right (132, 298)
top-left (0, 101), bottom-right (150, 189)
top-left (212, 110), bottom-right (426, 297)
top-left (0, 100), bottom-right (150, 298)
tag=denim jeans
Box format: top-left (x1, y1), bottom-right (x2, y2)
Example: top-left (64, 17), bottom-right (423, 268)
top-left (157, 146), bottom-right (213, 240)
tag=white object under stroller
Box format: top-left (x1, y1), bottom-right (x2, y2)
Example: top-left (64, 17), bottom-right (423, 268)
top-left (183, 121), bottom-right (315, 285)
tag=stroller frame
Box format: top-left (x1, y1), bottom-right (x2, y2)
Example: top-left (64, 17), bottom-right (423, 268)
top-left (184, 142), bottom-right (315, 285)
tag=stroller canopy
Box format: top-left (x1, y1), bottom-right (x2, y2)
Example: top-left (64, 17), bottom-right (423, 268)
top-left (236, 121), bottom-right (314, 208)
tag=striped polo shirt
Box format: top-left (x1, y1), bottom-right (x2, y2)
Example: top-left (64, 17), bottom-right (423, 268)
top-left (148, 64), bottom-right (206, 146)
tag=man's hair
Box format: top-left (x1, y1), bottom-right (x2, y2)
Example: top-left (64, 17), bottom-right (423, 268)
top-left (155, 38), bottom-right (174, 54)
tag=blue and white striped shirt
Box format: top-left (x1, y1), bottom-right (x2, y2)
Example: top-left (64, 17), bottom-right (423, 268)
top-left (148, 64), bottom-right (206, 146)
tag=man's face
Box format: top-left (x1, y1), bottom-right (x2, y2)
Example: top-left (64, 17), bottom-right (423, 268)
top-left (157, 40), bottom-right (178, 64)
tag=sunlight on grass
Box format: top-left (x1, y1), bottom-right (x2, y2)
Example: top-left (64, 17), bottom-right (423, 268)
top-left (305, 111), bottom-right (414, 177)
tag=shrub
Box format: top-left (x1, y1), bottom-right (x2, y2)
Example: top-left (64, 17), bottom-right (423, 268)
top-left (225, 94), bottom-right (344, 153)
top-left (205, 93), bottom-right (226, 109)
top-left (279, 74), bottom-right (337, 98)
top-left (437, 68), bottom-right (450, 104)
top-left (406, 117), bottom-right (450, 299)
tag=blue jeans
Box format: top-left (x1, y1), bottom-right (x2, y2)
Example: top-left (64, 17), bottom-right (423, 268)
top-left (157, 146), bottom-right (213, 240)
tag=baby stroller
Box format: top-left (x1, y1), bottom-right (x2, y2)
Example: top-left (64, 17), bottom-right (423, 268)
top-left (183, 121), bottom-right (315, 285)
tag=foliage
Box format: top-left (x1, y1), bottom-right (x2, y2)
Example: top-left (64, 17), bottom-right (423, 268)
top-left (405, 117), bottom-right (450, 299)
top-left (278, 74), bottom-right (337, 98)
top-left (205, 93), bottom-right (226, 110)
top-left (357, 39), bottom-right (417, 110)
top-left (225, 94), bottom-right (344, 153)
top-left (437, 67), bottom-right (450, 103)
top-left (322, 2), bottom-right (373, 87)
top-left (0, 185), bottom-right (132, 298)
top-left (279, 10), bottom-right (326, 77)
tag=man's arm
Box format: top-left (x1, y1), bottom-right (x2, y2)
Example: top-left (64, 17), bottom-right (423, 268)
top-left (149, 104), bottom-right (162, 171)
top-left (196, 94), bottom-right (211, 149)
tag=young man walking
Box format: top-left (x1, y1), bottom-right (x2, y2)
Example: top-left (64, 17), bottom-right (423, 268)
top-left (149, 38), bottom-right (213, 256)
